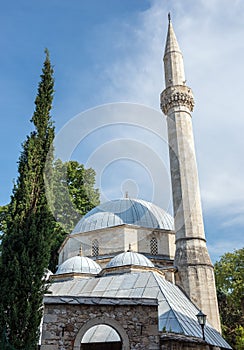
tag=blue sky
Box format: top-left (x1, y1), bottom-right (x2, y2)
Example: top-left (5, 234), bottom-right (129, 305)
top-left (0, 0), bottom-right (243, 262)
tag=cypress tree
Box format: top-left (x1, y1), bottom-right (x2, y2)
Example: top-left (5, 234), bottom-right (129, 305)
top-left (0, 49), bottom-right (55, 349)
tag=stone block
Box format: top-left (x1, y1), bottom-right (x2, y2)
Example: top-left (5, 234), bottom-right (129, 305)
top-left (43, 314), bottom-right (58, 323)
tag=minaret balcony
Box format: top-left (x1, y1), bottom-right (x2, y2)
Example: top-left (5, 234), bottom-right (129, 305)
top-left (160, 85), bottom-right (195, 115)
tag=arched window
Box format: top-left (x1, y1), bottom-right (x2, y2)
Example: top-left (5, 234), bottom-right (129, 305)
top-left (92, 239), bottom-right (99, 256)
top-left (81, 324), bottom-right (122, 350)
top-left (150, 237), bottom-right (158, 255)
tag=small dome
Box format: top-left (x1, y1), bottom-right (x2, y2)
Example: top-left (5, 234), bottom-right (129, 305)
top-left (56, 256), bottom-right (101, 275)
top-left (106, 251), bottom-right (154, 268)
top-left (72, 198), bottom-right (174, 234)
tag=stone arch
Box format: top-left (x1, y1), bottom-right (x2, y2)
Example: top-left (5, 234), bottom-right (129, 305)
top-left (73, 316), bottom-right (129, 350)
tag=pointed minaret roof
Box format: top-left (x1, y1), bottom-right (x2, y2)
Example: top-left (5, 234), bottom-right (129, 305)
top-left (163, 14), bottom-right (186, 88)
top-left (164, 13), bottom-right (182, 56)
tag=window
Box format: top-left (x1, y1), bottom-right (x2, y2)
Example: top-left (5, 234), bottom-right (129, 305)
top-left (81, 324), bottom-right (123, 350)
top-left (92, 239), bottom-right (99, 256)
top-left (150, 237), bottom-right (158, 255)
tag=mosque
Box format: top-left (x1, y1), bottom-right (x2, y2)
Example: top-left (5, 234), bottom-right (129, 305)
top-left (40, 17), bottom-right (231, 350)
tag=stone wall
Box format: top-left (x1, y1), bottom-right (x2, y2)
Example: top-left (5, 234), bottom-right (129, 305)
top-left (41, 297), bottom-right (159, 350)
top-left (160, 333), bottom-right (221, 350)
top-left (58, 225), bottom-right (175, 268)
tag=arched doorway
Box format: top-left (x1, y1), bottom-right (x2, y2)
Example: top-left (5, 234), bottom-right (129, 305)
top-left (73, 317), bottom-right (129, 350)
top-left (80, 324), bottom-right (122, 350)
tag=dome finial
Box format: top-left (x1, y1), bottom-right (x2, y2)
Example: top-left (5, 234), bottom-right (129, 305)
top-left (125, 191), bottom-right (129, 199)
top-left (127, 243), bottom-right (132, 252)
top-left (79, 245), bottom-right (83, 256)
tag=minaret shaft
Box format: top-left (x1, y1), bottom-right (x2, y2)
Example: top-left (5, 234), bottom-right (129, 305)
top-left (161, 20), bottom-right (221, 332)
top-left (167, 109), bottom-right (206, 242)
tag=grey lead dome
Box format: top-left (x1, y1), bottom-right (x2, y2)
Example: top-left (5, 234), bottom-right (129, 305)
top-left (106, 251), bottom-right (154, 268)
top-left (72, 198), bottom-right (174, 234)
top-left (56, 256), bottom-right (101, 275)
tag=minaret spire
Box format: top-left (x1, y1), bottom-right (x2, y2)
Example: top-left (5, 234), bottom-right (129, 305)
top-left (160, 17), bottom-right (221, 332)
top-left (163, 16), bottom-right (186, 88)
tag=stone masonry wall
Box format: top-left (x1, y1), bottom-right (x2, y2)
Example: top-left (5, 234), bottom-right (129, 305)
top-left (160, 335), bottom-right (221, 350)
top-left (41, 300), bottom-right (159, 350)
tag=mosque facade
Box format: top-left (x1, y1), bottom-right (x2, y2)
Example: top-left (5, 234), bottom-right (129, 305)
top-left (40, 18), bottom-right (231, 350)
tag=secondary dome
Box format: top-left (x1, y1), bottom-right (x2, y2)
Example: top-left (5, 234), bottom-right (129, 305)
top-left (56, 256), bottom-right (101, 275)
top-left (72, 198), bottom-right (174, 234)
top-left (106, 251), bottom-right (154, 268)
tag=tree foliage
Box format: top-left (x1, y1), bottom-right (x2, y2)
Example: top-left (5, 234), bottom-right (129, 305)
top-left (51, 159), bottom-right (99, 232)
top-left (214, 247), bottom-right (244, 349)
top-left (1, 159), bottom-right (100, 273)
top-left (48, 159), bottom-right (100, 271)
top-left (0, 205), bottom-right (9, 234)
top-left (0, 49), bottom-right (55, 349)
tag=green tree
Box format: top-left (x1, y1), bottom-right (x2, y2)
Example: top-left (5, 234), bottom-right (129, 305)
top-left (0, 159), bottom-right (100, 274)
top-left (0, 205), bottom-right (9, 234)
top-left (48, 159), bottom-right (99, 271)
top-left (51, 159), bottom-right (99, 230)
top-left (235, 325), bottom-right (244, 350)
top-left (214, 247), bottom-right (244, 348)
top-left (0, 49), bottom-right (55, 349)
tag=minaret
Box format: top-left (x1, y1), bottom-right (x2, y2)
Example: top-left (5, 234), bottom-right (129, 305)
top-left (160, 15), bottom-right (221, 332)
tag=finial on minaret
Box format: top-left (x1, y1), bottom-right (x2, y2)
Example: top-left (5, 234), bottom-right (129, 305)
top-left (168, 12), bottom-right (171, 23)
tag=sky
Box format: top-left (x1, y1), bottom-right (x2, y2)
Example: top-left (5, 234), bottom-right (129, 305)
top-left (0, 0), bottom-right (243, 262)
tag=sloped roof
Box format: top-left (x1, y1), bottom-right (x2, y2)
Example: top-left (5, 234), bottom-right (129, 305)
top-left (47, 271), bottom-right (230, 349)
top-left (72, 198), bottom-right (174, 234)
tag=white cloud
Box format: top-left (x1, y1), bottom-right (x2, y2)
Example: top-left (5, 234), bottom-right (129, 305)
top-left (98, 0), bottom-right (244, 223)
top-left (221, 211), bottom-right (244, 228)
top-left (208, 239), bottom-right (241, 262)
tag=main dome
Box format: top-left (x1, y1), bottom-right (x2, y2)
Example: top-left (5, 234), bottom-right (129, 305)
top-left (72, 198), bottom-right (174, 234)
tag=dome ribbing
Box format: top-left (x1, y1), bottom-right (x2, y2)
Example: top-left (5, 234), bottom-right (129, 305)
top-left (56, 256), bottom-right (101, 275)
top-left (106, 251), bottom-right (154, 268)
top-left (72, 198), bottom-right (174, 234)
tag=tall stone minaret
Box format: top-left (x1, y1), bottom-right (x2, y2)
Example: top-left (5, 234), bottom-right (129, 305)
top-left (160, 15), bottom-right (221, 332)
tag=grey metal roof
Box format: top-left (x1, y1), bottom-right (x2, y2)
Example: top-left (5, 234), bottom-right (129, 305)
top-left (56, 256), bottom-right (101, 275)
top-left (47, 271), bottom-right (230, 349)
top-left (106, 251), bottom-right (154, 268)
top-left (72, 198), bottom-right (174, 234)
